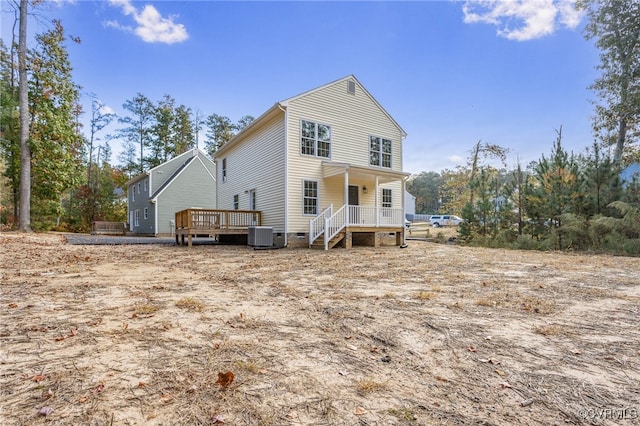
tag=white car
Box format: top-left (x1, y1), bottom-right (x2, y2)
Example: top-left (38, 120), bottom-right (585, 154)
top-left (429, 215), bottom-right (463, 227)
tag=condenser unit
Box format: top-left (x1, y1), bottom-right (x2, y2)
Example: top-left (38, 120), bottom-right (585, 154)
top-left (248, 226), bottom-right (273, 247)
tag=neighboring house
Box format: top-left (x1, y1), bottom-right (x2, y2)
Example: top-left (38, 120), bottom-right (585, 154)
top-left (405, 190), bottom-right (416, 219)
top-left (621, 163), bottom-right (640, 187)
top-left (126, 148), bottom-right (216, 236)
top-left (214, 75), bottom-right (409, 249)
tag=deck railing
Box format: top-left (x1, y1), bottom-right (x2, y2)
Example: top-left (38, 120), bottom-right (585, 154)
top-left (175, 208), bottom-right (262, 231)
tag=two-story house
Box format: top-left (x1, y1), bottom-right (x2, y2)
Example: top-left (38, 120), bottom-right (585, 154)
top-left (126, 148), bottom-right (216, 236)
top-left (214, 75), bottom-right (409, 249)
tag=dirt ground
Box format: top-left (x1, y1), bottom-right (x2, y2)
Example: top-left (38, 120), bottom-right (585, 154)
top-left (1, 232), bottom-right (639, 426)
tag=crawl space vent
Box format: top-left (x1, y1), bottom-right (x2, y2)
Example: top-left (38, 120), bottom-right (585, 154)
top-left (347, 80), bottom-right (356, 95)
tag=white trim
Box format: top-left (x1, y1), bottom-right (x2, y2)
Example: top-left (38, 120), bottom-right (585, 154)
top-left (299, 118), bottom-right (331, 159)
top-left (368, 134), bottom-right (393, 169)
top-left (302, 179), bottom-right (320, 216)
top-left (283, 105), bottom-right (289, 247)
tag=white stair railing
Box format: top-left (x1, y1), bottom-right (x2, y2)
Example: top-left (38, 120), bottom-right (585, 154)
top-left (309, 204), bottom-right (333, 247)
top-left (324, 204), bottom-right (347, 250)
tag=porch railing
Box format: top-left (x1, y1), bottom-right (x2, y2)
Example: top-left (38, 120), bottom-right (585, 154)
top-left (309, 205), bottom-right (405, 249)
top-left (325, 204), bottom-right (348, 250)
top-left (346, 206), bottom-right (404, 227)
top-left (309, 204), bottom-right (333, 246)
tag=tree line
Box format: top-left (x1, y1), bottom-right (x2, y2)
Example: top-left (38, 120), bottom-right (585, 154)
top-left (408, 135), bottom-right (639, 255)
top-left (0, 2), bottom-right (251, 232)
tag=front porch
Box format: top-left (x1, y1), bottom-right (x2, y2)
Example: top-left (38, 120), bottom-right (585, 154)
top-left (308, 162), bottom-right (409, 250)
top-left (309, 204), bottom-right (406, 250)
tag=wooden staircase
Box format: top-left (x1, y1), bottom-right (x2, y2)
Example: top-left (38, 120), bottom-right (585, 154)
top-left (311, 230), bottom-right (346, 250)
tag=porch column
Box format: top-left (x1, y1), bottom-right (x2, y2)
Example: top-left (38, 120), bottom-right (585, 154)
top-left (375, 176), bottom-right (379, 226)
top-left (344, 170), bottom-right (349, 206)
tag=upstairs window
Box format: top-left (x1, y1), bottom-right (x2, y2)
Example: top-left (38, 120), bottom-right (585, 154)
top-left (131, 185), bottom-right (135, 202)
top-left (370, 136), bottom-right (392, 168)
top-left (301, 120), bottom-right (331, 158)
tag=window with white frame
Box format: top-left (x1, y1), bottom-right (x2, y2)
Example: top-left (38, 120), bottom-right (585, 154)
top-left (134, 210), bottom-right (140, 226)
top-left (303, 180), bottom-right (318, 215)
top-left (301, 120), bottom-right (331, 158)
top-left (233, 194), bottom-right (239, 210)
top-left (144, 180), bottom-right (147, 192)
top-left (143, 207), bottom-right (148, 219)
top-left (382, 188), bottom-right (393, 208)
top-left (131, 185), bottom-right (135, 202)
top-left (222, 158), bottom-right (227, 182)
top-left (369, 136), bottom-right (392, 168)
top-left (137, 182), bottom-right (141, 194)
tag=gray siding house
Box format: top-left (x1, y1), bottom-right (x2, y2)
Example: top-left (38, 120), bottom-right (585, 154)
top-left (126, 149), bottom-right (216, 236)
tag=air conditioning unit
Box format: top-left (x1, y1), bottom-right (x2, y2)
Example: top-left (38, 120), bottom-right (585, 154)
top-left (248, 226), bottom-right (273, 247)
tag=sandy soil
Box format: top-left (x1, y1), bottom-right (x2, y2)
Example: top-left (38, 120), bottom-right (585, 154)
top-left (1, 232), bottom-right (639, 425)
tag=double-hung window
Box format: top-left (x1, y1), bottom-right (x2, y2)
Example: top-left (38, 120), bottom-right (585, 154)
top-left (143, 207), bottom-right (148, 219)
top-left (301, 120), bottom-right (331, 158)
top-left (233, 194), bottom-right (239, 210)
top-left (382, 189), bottom-right (393, 208)
top-left (134, 210), bottom-right (140, 227)
top-left (369, 136), bottom-right (392, 168)
top-left (303, 180), bottom-right (318, 215)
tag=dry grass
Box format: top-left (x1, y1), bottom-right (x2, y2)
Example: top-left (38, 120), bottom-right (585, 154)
top-left (175, 296), bottom-right (205, 312)
top-left (1, 232), bottom-right (639, 425)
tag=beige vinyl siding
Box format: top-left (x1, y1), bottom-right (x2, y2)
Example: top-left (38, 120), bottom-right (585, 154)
top-left (216, 114), bottom-right (286, 232)
top-left (285, 78), bottom-right (404, 232)
top-left (156, 159), bottom-right (216, 235)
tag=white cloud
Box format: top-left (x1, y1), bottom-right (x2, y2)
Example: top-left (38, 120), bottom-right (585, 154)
top-left (106, 0), bottom-right (188, 44)
top-left (462, 0), bottom-right (584, 41)
top-left (448, 155), bottom-right (464, 164)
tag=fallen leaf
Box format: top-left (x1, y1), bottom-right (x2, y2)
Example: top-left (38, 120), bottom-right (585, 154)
top-left (354, 406), bottom-right (367, 415)
top-left (338, 370), bottom-right (349, 376)
top-left (435, 375), bottom-right (449, 382)
top-left (32, 374), bottom-right (47, 382)
top-left (211, 415), bottom-right (225, 424)
top-left (570, 349), bottom-right (582, 355)
top-left (78, 395), bottom-right (88, 403)
top-left (217, 371), bottom-right (234, 387)
top-left (500, 381), bottom-right (512, 388)
top-left (42, 389), bottom-right (53, 399)
top-left (122, 322), bottom-right (128, 330)
top-left (55, 335), bottom-right (66, 342)
top-left (38, 407), bottom-right (54, 417)
top-left (467, 345), bottom-right (477, 352)
top-left (91, 383), bottom-right (104, 394)
top-left (137, 382), bottom-right (146, 388)
top-left (69, 328), bottom-right (78, 337)
top-left (8, 303), bottom-right (17, 308)
top-left (495, 369), bottom-right (505, 377)
top-left (287, 409), bottom-right (298, 419)
top-left (131, 313), bottom-right (138, 319)
top-left (485, 336), bottom-right (492, 340)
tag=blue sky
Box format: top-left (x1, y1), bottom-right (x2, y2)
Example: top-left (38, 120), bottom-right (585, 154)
top-left (1, 0), bottom-right (600, 174)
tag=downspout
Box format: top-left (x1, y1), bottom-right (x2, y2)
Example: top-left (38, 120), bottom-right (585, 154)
top-left (401, 176), bottom-right (409, 248)
top-left (278, 102), bottom-right (288, 247)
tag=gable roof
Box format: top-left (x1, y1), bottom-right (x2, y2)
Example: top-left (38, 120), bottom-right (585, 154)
top-left (215, 75), bottom-right (406, 158)
top-left (125, 148), bottom-right (213, 186)
top-left (280, 74), bottom-right (407, 138)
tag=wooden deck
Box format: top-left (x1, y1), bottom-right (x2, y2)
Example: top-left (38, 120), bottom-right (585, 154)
top-left (174, 208), bottom-right (262, 247)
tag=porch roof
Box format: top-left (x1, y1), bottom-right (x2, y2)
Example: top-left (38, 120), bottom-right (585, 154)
top-left (321, 161), bottom-right (410, 184)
